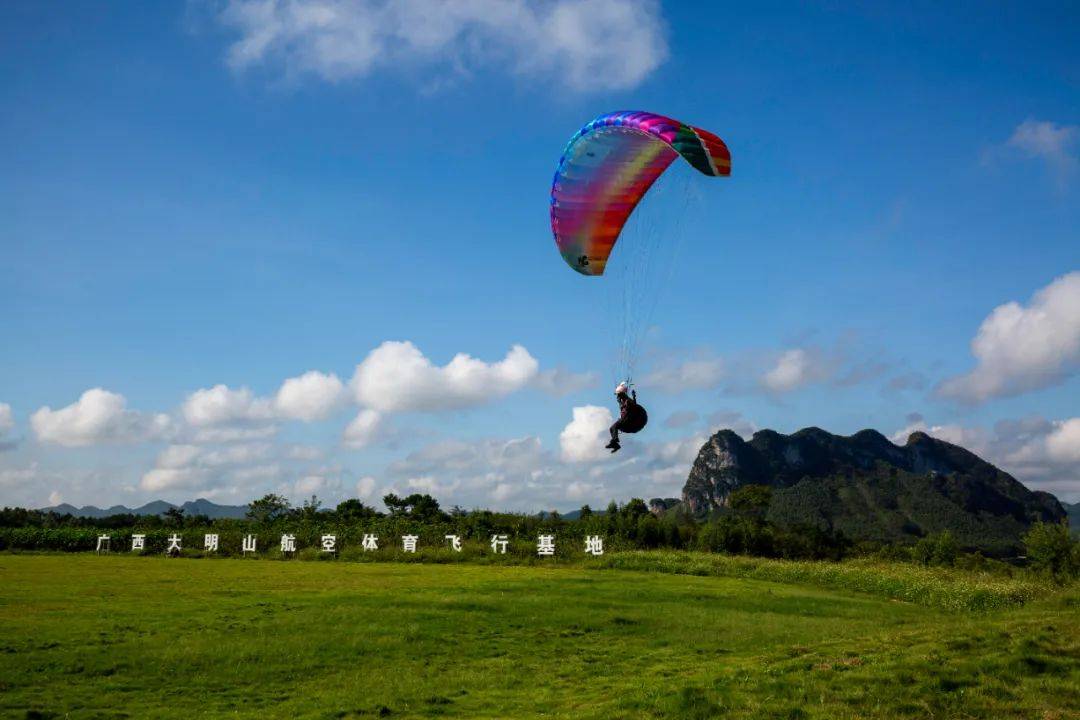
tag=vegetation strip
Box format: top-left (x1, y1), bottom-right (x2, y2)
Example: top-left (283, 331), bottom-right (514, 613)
top-left (591, 551), bottom-right (1058, 612)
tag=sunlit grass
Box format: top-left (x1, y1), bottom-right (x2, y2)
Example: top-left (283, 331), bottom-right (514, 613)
top-left (593, 551), bottom-right (1051, 611)
top-left (0, 554), bottom-right (1076, 719)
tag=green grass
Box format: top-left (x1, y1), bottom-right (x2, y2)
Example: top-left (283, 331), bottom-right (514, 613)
top-left (593, 551), bottom-right (1050, 611)
top-left (0, 555), bottom-right (1077, 719)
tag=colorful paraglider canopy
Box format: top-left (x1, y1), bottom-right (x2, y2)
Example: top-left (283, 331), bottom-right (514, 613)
top-left (550, 111), bottom-right (730, 276)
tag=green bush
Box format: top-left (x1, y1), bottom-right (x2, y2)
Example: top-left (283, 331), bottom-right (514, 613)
top-left (1023, 521), bottom-right (1079, 581)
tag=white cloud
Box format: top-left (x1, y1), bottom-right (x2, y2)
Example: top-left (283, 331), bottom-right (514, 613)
top-left (31, 389), bottom-right (172, 447)
top-left (1045, 418), bottom-right (1080, 464)
top-left (889, 414), bottom-right (1080, 502)
top-left (492, 482), bottom-right (515, 502)
top-left (649, 434), bottom-right (706, 465)
top-left (140, 441), bottom-right (280, 492)
top-left (274, 370), bottom-right (347, 421)
top-left (342, 409), bottom-right (383, 448)
top-left (0, 403), bottom-right (13, 435)
top-left (760, 348), bottom-right (831, 393)
top-left (140, 466), bottom-right (205, 493)
top-left (182, 384), bottom-right (275, 426)
top-left (350, 341), bottom-right (538, 412)
top-left (218, 0), bottom-right (667, 92)
top-left (190, 424), bottom-right (279, 444)
top-left (532, 367), bottom-right (598, 397)
top-left (276, 464), bottom-right (348, 502)
top-left (559, 405), bottom-right (613, 463)
top-left (938, 272), bottom-right (1080, 403)
top-left (0, 402), bottom-right (15, 451)
top-left (0, 464), bottom-right (44, 488)
top-left (285, 444), bottom-right (323, 460)
top-left (888, 419), bottom-right (984, 449)
top-left (388, 436), bottom-right (544, 479)
top-left (663, 410), bottom-right (698, 429)
top-left (1005, 119), bottom-right (1078, 183)
top-left (706, 410), bottom-right (758, 439)
top-left (47, 490), bottom-right (62, 506)
top-left (566, 479), bottom-right (604, 501)
top-left (641, 354), bottom-right (725, 393)
top-left (406, 475), bottom-right (460, 495)
top-left (355, 475), bottom-right (377, 499)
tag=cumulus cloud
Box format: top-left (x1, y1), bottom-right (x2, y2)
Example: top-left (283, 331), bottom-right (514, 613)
top-left (760, 348), bottom-right (832, 393)
top-left (0, 402), bottom-right (15, 451)
top-left (140, 441), bottom-right (280, 492)
top-left (887, 418), bottom-right (985, 449)
top-left (389, 436), bottom-right (544, 479)
top-left (890, 414), bottom-right (1080, 501)
top-left (706, 410), bottom-right (757, 439)
top-left (350, 341), bottom-right (538, 413)
top-left (189, 424), bottom-right (279, 444)
top-left (291, 466), bottom-right (346, 499)
top-left (0, 464), bottom-right (46, 488)
top-left (383, 435), bottom-right (551, 506)
top-left (1005, 119), bottom-right (1079, 185)
top-left (663, 410), bottom-right (699, 429)
top-left (641, 353), bottom-right (725, 394)
top-left (273, 370), bottom-right (347, 421)
top-left (31, 389), bottom-right (172, 447)
top-left (376, 424), bottom-right (703, 510)
top-left (1044, 418), bottom-right (1080, 464)
top-left (559, 405), bottom-right (613, 462)
top-left (356, 475), bottom-right (377, 499)
top-left (532, 367), bottom-right (598, 397)
top-left (0, 403), bottom-right (13, 436)
top-left (182, 384), bottom-right (274, 426)
top-left (938, 272), bottom-right (1080, 403)
top-left (342, 409), bottom-right (383, 448)
top-left (217, 0), bottom-right (667, 92)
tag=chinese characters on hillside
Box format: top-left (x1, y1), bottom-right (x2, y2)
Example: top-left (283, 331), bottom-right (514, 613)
top-left (98, 533), bottom-right (605, 557)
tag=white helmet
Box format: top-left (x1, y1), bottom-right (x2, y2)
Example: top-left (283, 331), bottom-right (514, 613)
top-left (614, 381), bottom-right (629, 396)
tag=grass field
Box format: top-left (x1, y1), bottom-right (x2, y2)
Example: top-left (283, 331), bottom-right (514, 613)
top-left (1, 555), bottom-right (1077, 719)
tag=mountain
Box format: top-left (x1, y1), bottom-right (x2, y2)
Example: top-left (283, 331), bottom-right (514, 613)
top-left (1064, 502), bottom-right (1080, 533)
top-left (682, 427), bottom-right (1065, 555)
top-left (39, 498), bottom-right (248, 520)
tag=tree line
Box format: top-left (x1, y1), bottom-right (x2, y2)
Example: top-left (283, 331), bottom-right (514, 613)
top-left (1, 486), bottom-right (1076, 578)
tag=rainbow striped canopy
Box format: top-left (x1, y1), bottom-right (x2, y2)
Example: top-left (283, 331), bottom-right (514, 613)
top-left (550, 111), bottom-right (731, 276)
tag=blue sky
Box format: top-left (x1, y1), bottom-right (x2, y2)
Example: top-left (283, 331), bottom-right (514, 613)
top-left (1, 1), bottom-right (1078, 510)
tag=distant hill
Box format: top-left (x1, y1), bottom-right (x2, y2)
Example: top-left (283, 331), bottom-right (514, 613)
top-left (1064, 501), bottom-right (1080, 533)
top-left (39, 498), bottom-right (248, 520)
top-left (682, 427), bottom-right (1065, 555)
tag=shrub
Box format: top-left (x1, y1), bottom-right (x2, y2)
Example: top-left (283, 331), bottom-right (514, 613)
top-left (1024, 521), bottom-right (1079, 581)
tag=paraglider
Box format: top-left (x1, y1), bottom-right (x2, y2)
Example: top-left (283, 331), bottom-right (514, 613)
top-left (549, 111), bottom-right (730, 448)
top-left (606, 381), bottom-right (647, 453)
top-left (549, 110), bottom-right (730, 276)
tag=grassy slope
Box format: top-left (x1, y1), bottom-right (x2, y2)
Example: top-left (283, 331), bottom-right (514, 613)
top-left (0, 555), bottom-right (1076, 719)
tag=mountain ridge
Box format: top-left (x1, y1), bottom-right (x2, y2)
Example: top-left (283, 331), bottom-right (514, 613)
top-left (681, 426), bottom-right (1065, 555)
top-left (38, 498), bottom-right (248, 519)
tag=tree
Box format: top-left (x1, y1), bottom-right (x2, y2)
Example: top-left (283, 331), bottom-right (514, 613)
top-left (298, 496), bottom-right (323, 521)
top-left (246, 494), bottom-right (291, 524)
top-left (623, 498), bottom-right (649, 520)
top-left (164, 507), bottom-right (185, 527)
top-left (931, 530), bottom-right (958, 566)
top-left (383, 493), bottom-right (407, 517)
top-left (1024, 521), bottom-right (1079, 581)
top-left (578, 505), bottom-right (593, 518)
top-left (336, 499), bottom-right (375, 522)
top-left (405, 494), bottom-right (445, 522)
top-left (728, 485), bottom-right (773, 520)
top-left (382, 493), bottom-right (446, 522)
